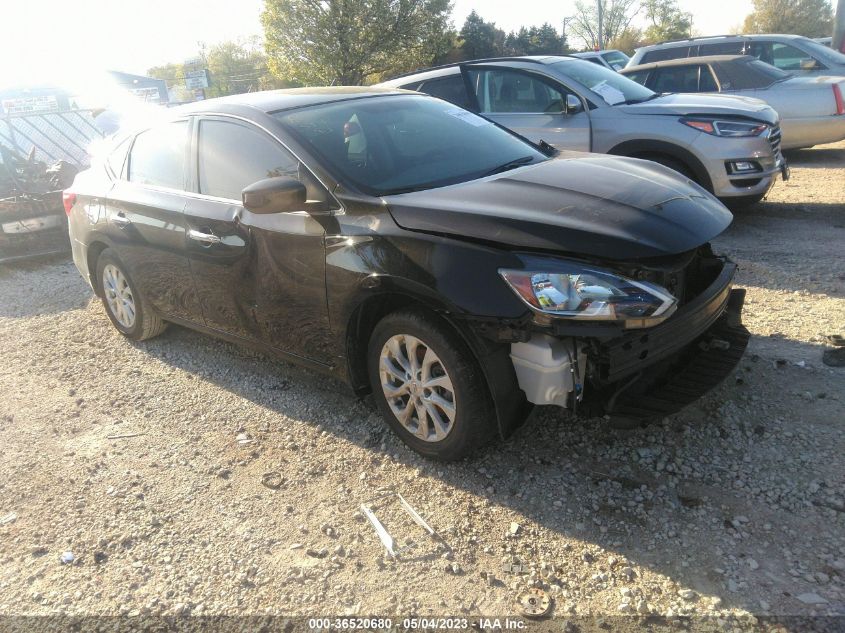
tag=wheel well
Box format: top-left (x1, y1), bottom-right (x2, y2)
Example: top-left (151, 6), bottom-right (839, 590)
top-left (346, 293), bottom-right (434, 395)
top-left (86, 242), bottom-right (109, 296)
top-left (608, 141), bottom-right (713, 193)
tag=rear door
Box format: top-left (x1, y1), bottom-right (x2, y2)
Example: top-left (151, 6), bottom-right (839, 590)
top-left (104, 120), bottom-right (201, 322)
top-left (465, 67), bottom-right (591, 151)
top-left (184, 116), bottom-right (332, 363)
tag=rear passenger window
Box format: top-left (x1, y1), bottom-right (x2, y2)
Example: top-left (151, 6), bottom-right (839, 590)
top-left (699, 66), bottom-right (719, 91)
top-left (418, 76), bottom-right (471, 109)
top-left (699, 42), bottom-right (745, 55)
top-left (652, 66), bottom-right (701, 93)
top-left (128, 121), bottom-right (188, 190)
top-left (641, 46), bottom-right (691, 63)
top-left (197, 120), bottom-right (301, 201)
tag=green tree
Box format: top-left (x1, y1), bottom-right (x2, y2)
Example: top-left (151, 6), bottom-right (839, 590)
top-left (262, 0), bottom-right (452, 86)
top-left (506, 24), bottom-right (569, 55)
top-left (569, 0), bottom-right (641, 50)
top-left (608, 27), bottom-right (646, 55)
top-left (642, 0), bottom-right (692, 43)
top-left (204, 39), bottom-right (275, 97)
top-left (459, 10), bottom-right (506, 59)
top-left (742, 0), bottom-right (833, 37)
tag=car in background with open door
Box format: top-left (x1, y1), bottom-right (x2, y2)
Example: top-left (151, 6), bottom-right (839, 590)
top-left (379, 55), bottom-right (788, 206)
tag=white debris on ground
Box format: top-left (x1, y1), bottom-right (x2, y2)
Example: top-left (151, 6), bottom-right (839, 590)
top-left (0, 141), bottom-right (843, 620)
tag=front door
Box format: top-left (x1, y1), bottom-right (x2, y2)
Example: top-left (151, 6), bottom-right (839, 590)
top-left (184, 116), bottom-right (333, 364)
top-left (465, 67), bottom-right (592, 151)
top-left (105, 120), bottom-right (202, 322)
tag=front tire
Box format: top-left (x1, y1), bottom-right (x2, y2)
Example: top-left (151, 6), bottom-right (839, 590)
top-left (96, 249), bottom-right (166, 341)
top-left (367, 309), bottom-right (495, 461)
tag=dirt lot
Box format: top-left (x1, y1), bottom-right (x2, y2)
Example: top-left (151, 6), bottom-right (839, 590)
top-left (0, 141), bottom-right (843, 627)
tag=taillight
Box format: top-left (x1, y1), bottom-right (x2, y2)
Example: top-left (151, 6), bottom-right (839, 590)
top-left (834, 84), bottom-right (845, 116)
top-left (62, 191), bottom-right (77, 216)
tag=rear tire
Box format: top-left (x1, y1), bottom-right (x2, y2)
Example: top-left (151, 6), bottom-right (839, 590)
top-left (96, 249), bottom-right (166, 341)
top-left (367, 309), bottom-right (495, 461)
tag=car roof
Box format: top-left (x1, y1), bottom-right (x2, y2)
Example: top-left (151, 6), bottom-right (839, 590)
top-left (622, 54), bottom-right (752, 71)
top-left (569, 48), bottom-right (622, 59)
top-left (172, 86), bottom-right (410, 115)
top-left (381, 55), bottom-right (571, 84)
top-left (635, 33), bottom-right (806, 53)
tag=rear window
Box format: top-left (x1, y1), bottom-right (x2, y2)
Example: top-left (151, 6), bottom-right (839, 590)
top-left (641, 46), bottom-right (692, 64)
top-left (601, 51), bottom-right (630, 70)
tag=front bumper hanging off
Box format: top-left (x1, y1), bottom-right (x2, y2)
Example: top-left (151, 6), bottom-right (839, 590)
top-left (594, 284), bottom-right (749, 422)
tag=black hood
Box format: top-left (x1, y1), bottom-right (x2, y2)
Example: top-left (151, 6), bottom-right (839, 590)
top-left (384, 154), bottom-right (733, 261)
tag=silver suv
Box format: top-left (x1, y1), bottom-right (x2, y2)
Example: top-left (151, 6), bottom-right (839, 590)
top-left (379, 56), bottom-right (788, 205)
top-left (629, 34), bottom-right (845, 77)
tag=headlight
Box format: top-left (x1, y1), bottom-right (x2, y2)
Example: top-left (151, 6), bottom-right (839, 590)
top-left (680, 118), bottom-right (768, 137)
top-left (499, 264), bottom-right (677, 325)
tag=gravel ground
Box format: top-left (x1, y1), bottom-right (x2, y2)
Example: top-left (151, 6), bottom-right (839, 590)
top-left (0, 141), bottom-right (843, 627)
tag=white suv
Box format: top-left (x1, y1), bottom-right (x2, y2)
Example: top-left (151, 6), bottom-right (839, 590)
top-left (629, 34), bottom-right (845, 77)
top-left (380, 56), bottom-right (789, 206)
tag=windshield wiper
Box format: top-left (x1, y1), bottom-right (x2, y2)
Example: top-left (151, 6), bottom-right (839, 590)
top-left (483, 155), bottom-right (536, 177)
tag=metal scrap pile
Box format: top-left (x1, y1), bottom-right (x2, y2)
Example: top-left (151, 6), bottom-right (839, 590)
top-left (0, 146), bottom-right (78, 264)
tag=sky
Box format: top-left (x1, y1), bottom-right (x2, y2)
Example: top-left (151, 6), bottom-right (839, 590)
top-left (0, 0), bottom-right (754, 91)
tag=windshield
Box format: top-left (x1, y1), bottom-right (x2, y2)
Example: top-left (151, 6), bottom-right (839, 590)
top-left (795, 37), bottom-right (845, 65)
top-left (601, 51), bottom-right (630, 70)
top-left (274, 95), bottom-right (546, 196)
top-left (551, 59), bottom-right (655, 105)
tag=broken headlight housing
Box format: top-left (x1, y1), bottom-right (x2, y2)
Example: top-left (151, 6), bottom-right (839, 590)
top-left (500, 263), bottom-right (677, 326)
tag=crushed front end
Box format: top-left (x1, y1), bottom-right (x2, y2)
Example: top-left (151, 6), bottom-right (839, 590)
top-left (499, 244), bottom-right (749, 422)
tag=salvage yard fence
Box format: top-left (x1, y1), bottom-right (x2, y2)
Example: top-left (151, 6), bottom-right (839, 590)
top-left (0, 110), bottom-right (104, 169)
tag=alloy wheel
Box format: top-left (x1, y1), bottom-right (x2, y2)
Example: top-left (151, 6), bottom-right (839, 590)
top-left (379, 334), bottom-right (457, 442)
top-left (102, 264), bottom-right (136, 329)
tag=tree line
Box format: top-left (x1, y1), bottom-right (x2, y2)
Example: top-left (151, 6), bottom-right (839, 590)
top-left (148, 0), bottom-right (837, 96)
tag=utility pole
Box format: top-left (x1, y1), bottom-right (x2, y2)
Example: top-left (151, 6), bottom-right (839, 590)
top-left (597, 0), bottom-right (604, 50)
top-left (835, 0), bottom-right (845, 54)
top-left (561, 16), bottom-right (573, 50)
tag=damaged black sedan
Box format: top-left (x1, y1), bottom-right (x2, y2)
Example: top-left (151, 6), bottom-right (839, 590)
top-left (66, 88), bottom-right (749, 460)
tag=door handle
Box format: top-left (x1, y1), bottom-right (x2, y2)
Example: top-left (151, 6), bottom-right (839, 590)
top-left (111, 213), bottom-right (131, 227)
top-left (187, 229), bottom-right (222, 245)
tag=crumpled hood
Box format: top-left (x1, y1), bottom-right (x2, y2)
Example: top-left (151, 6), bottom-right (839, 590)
top-left (384, 154), bottom-right (733, 261)
top-left (619, 93), bottom-right (779, 125)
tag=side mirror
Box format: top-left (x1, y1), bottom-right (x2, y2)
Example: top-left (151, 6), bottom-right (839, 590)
top-left (242, 177), bottom-right (306, 214)
top-left (800, 58), bottom-right (820, 70)
top-left (565, 94), bottom-right (584, 114)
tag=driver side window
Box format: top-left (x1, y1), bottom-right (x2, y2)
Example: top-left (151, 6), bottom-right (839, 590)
top-left (468, 69), bottom-right (571, 114)
top-left (197, 119), bottom-right (327, 203)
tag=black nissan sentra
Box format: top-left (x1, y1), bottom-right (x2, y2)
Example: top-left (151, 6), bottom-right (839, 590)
top-left (67, 87), bottom-right (749, 461)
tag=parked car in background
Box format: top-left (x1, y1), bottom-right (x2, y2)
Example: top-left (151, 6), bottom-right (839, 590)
top-left (628, 34), bottom-right (845, 77)
top-left (572, 49), bottom-right (631, 71)
top-left (814, 37), bottom-right (832, 48)
top-left (66, 88), bottom-right (750, 460)
top-left (621, 55), bottom-right (845, 149)
top-left (379, 56), bottom-right (787, 205)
